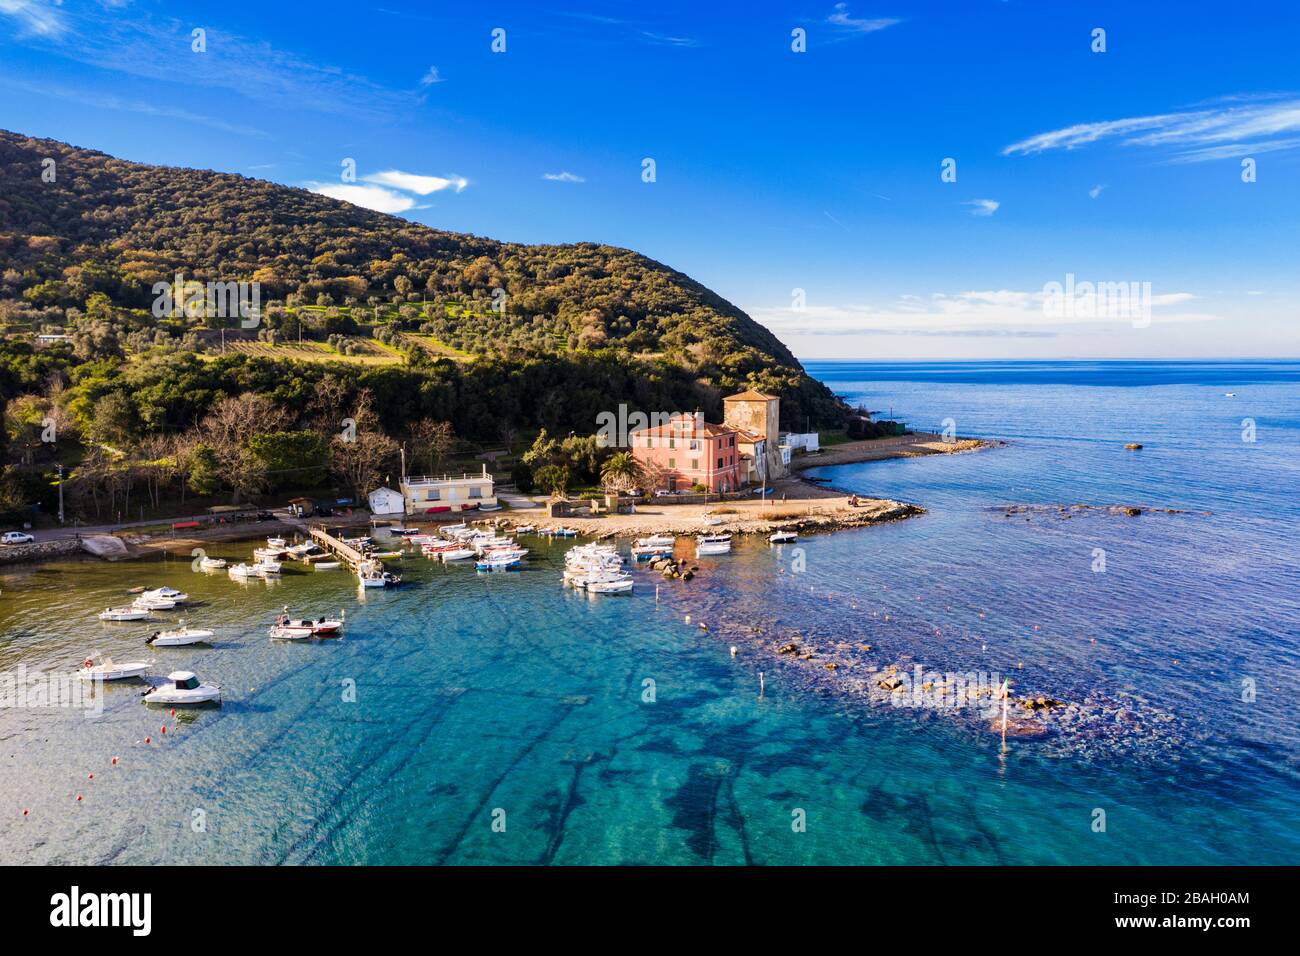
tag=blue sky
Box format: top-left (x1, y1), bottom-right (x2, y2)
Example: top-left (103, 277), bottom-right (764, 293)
top-left (2, 0), bottom-right (1298, 360)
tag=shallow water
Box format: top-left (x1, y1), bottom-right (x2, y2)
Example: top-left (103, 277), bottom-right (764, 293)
top-left (1, 360), bottom-right (1297, 864)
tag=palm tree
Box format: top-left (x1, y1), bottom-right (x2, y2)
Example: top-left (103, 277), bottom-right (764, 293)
top-left (600, 451), bottom-right (644, 494)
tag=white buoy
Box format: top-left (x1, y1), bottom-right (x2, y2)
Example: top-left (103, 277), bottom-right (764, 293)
top-left (730, 646), bottom-right (737, 657)
top-left (685, 615), bottom-right (691, 624)
top-left (759, 672), bottom-right (765, 698)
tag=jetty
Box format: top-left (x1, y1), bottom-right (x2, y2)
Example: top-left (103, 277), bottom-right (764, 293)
top-left (309, 527), bottom-right (369, 571)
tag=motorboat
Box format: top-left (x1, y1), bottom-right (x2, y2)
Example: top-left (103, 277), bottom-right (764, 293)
top-left (268, 613), bottom-right (343, 640)
top-left (768, 531), bottom-right (798, 544)
top-left (696, 534), bottom-right (732, 555)
top-left (631, 543), bottom-right (673, 560)
top-left (585, 574), bottom-right (634, 594)
top-left (636, 535), bottom-right (675, 548)
top-left (476, 553), bottom-right (522, 571)
top-left (437, 548), bottom-right (476, 562)
top-left (440, 522), bottom-right (468, 535)
top-left (253, 559), bottom-right (282, 576)
top-left (198, 556), bottom-right (227, 570)
top-left (554, 528), bottom-right (578, 537)
top-left (367, 550), bottom-right (403, 560)
top-left (132, 596), bottom-right (176, 611)
top-left (142, 671), bottom-right (221, 706)
top-left (358, 567), bottom-right (402, 588)
top-left (266, 536), bottom-right (287, 548)
top-left (388, 527), bottom-right (421, 537)
top-left (78, 656), bottom-right (152, 681)
top-left (514, 525), bottom-right (535, 534)
top-left (314, 561), bottom-right (342, 571)
top-left (147, 624), bottom-right (215, 646)
top-left (99, 606), bottom-right (150, 622)
top-left (254, 546), bottom-right (287, 561)
top-left (228, 562), bottom-right (260, 580)
top-left (142, 586), bottom-right (188, 603)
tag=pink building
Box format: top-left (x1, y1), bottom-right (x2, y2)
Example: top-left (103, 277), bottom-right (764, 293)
top-left (630, 413), bottom-right (744, 493)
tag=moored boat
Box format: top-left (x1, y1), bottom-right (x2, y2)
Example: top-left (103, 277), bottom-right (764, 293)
top-left (696, 534), bottom-right (732, 556)
top-left (147, 624), bottom-right (215, 646)
top-left (198, 556), bottom-right (227, 570)
top-left (768, 531), bottom-right (798, 544)
top-left (142, 671), bottom-right (220, 706)
top-left (99, 606), bottom-right (150, 622)
top-left (78, 656), bottom-right (152, 681)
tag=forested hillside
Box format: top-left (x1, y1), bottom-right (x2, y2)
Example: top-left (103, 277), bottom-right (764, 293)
top-left (0, 129), bottom-right (846, 521)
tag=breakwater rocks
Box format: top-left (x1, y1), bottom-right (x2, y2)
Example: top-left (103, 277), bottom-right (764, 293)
top-left (0, 538), bottom-right (85, 565)
top-left (997, 503), bottom-right (1207, 520)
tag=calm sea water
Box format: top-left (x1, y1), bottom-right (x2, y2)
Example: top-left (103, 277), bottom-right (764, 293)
top-left (2, 360), bottom-right (1298, 865)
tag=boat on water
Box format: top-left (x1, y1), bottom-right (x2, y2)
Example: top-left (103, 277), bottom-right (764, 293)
top-left (696, 534), bottom-right (733, 556)
top-left (768, 531), bottom-right (798, 544)
top-left (631, 536), bottom-right (674, 560)
top-left (437, 548), bottom-right (477, 562)
top-left (78, 656), bottom-right (152, 681)
top-left (388, 526), bottom-right (421, 537)
top-left (142, 586), bottom-right (188, 603)
top-left (554, 528), bottom-right (578, 537)
top-left (266, 536), bottom-right (287, 548)
top-left (142, 671), bottom-right (220, 706)
top-left (228, 562), bottom-right (261, 580)
top-left (367, 550), bottom-right (403, 560)
top-left (358, 567), bottom-right (402, 588)
top-left (253, 559), bottom-right (282, 577)
top-left (314, 561), bottom-right (342, 571)
top-left (99, 606), bottom-right (151, 622)
top-left (254, 546), bottom-right (288, 561)
top-left (584, 572), bottom-right (634, 594)
top-left (147, 624), bottom-right (215, 646)
top-left (476, 553), bottom-right (522, 571)
top-left (132, 596), bottom-right (176, 611)
top-left (198, 556), bottom-right (227, 570)
top-left (268, 612), bottom-right (343, 639)
top-left (514, 524), bottom-right (535, 534)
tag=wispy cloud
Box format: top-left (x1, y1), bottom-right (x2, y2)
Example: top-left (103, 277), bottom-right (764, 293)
top-left (419, 65), bottom-right (444, 86)
top-left (965, 198), bottom-right (1000, 216)
top-left (827, 3), bottom-right (900, 35)
top-left (1003, 95), bottom-right (1300, 163)
top-left (640, 31), bottom-right (700, 48)
top-left (306, 182), bottom-right (416, 214)
top-left (542, 171), bottom-right (585, 183)
top-left (0, 75), bottom-right (267, 137)
top-left (748, 288), bottom-right (1214, 338)
top-left (364, 169), bottom-right (468, 194)
top-left (0, 0), bottom-right (65, 37)
top-left (1088, 184), bottom-right (1106, 199)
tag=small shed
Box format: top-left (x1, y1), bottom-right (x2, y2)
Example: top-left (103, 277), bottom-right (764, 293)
top-left (367, 486), bottom-right (405, 516)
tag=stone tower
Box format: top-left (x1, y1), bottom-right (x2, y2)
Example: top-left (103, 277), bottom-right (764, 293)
top-left (723, 390), bottom-right (785, 481)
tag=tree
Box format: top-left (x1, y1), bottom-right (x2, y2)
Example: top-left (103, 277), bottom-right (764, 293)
top-left (89, 392), bottom-right (135, 448)
top-left (510, 459), bottom-right (534, 493)
top-left (249, 431), bottom-right (330, 491)
top-left (408, 418), bottom-right (454, 475)
top-left (600, 451), bottom-right (643, 493)
top-left (331, 430), bottom-right (399, 502)
top-left (185, 443), bottom-right (222, 497)
top-left (533, 463), bottom-right (569, 497)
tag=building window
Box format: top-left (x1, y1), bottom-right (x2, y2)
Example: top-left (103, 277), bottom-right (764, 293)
top-left (717, 458), bottom-right (723, 468)
top-left (691, 459), bottom-right (699, 470)
top-left (426, 489), bottom-right (441, 501)
top-left (669, 438), bottom-right (675, 449)
top-left (668, 458), bottom-right (676, 469)
top-left (689, 440), bottom-right (699, 450)
top-left (469, 487), bottom-right (483, 499)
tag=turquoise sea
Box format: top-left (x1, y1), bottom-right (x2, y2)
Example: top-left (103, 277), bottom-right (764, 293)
top-left (2, 360), bottom-right (1298, 864)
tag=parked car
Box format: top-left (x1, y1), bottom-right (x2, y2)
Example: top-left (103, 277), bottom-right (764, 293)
top-left (313, 505), bottom-right (334, 518)
top-left (256, 511), bottom-right (275, 521)
top-left (1, 531), bottom-right (35, 545)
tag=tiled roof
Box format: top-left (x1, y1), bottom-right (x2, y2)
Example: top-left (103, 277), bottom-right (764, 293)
top-left (724, 389), bottom-right (778, 402)
top-left (630, 417), bottom-right (737, 439)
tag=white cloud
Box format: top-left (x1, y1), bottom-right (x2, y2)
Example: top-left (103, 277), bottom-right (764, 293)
top-left (1088, 184), bottom-right (1106, 199)
top-left (965, 198), bottom-right (1000, 216)
top-left (420, 65), bottom-right (444, 85)
top-left (307, 183), bottom-right (416, 214)
top-left (363, 169), bottom-right (468, 194)
top-left (827, 3), bottom-right (901, 34)
top-left (0, 0), bottom-right (66, 36)
top-left (1004, 96), bottom-right (1300, 163)
top-left (542, 171), bottom-right (585, 183)
top-left (746, 287), bottom-right (1214, 338)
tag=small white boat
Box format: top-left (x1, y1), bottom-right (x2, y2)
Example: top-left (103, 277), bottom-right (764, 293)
top-left (514, 525), bottom-right (535, 534)
top-left (132, 596), bottom-right (176, 611)
top-left (388, 527), bottom-right (420, 537)
top-left (254, 546), bottom-right (287, 561)
top-left (142, 586), bottom-right (188, 603)
top-left (585, 574), bottom-right (634, 594)
top-left (228, 562), bottom-right (260, 580)
top-left (198, 556), bottom-right (227, 570)
top-left (268, 613), bottom-right (343, 640)
top-left (254, 559), bottom-right (282, 576)
top-left (267, 536), bottom-right (287, 548)
top-left (143, 671), bottom-right (220, 706)
top-left (476, 553), bottom-right (522, 571)
top-left (99, 606), bottom-right (150, 622)
top-left (636, 535), bottom-right (675, 548)
top-left (438, 548), bottom-right (476, 562)
top-left (696, 534), bottom-right (732, 556)
top-left (314, 561), bottom-right (342, 571)
top-left (358, 568), bottom-right (401, 588)
top-left (78, 656), bottom-right (152, 681)
top-left (769, 531), bottom-right (798, 544)
top-left (700, 514), bottom-right (724, 527)
top-left (631, 543), bottom-right (673, 560)
top-left (367, 550), bottom-right (403, 560)
top-left (147, 624), bottom-right (215, 647)
top-left (555, 528), bottom-right (578, 538)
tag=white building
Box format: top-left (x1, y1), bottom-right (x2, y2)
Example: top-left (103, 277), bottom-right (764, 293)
top-left (367, 486), bottom-right (405, 516)
top-left (780, 432), bottom-right (820, 453)
top-left (400, 466), bottom-right (496, 516)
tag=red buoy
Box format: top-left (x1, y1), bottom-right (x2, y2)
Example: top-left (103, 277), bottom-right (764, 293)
top-left (87, 773), bottom-right (94, 780)
top-left (76, 794), bottom-right (83, 801)
top-left (160, 725), bottom-right (167, 734)
top-left (111, 756), bottom-right (118, 765)
top-left (22, 809), bottom-right (29, 816)
top-left (145, 736), bottom-right (151, 744)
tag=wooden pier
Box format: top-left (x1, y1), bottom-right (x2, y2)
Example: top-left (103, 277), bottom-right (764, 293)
top-left (309, 526), bottom-right (370, 571)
